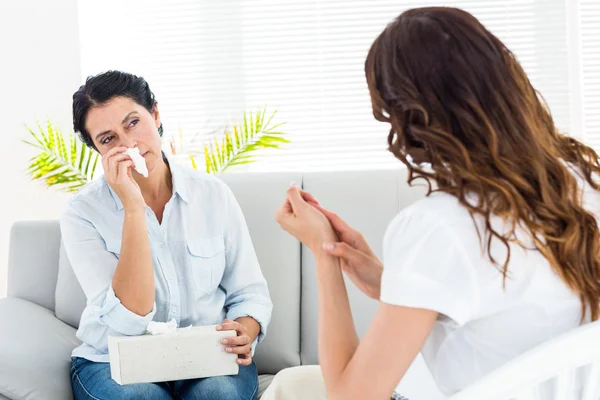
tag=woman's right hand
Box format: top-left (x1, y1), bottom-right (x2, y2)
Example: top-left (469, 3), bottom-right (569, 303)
top-left (102, 147), bottom-right (145, 211)
top-left (301, 191), bottom-right (383, 300)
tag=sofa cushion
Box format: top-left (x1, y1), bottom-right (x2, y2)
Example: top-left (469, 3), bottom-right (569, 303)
top-left (220, 172), bottom-right (303, 375)
top-left (54, 242), bottom-right (86, 328)
top-left (0, 297), bottom-right (80, 400)
top-left (8, 221), bottom-right (62, 312)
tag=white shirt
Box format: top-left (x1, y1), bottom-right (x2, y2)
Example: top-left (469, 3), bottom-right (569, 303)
top-left (380, 168), bottom-right (597, 395)
top-left (60, 159), bottom-right (273, 362)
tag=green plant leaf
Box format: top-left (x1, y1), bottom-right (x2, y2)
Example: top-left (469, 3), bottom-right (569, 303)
top-left (264, 109), bottom-right (278, 130)
top-left (243, 112), bottom-right (249, 142)
top-left (198, 107), bottom-right (289, 174)
top-left (25, 125), bottom-right (46, 148)
top-left (211, 149), bottom-right (219, 173)
top-left (225, 132), bottom-right (234, 158)
top-left (259, 106), bottom-right (267, 131)
top-left (22, 139), bottom-right (43, 150)
top-left (257, 135), bottom-right (290, 144)
top-left (46, 120), bottom-right (55, 149)
top-left (214, 137), bottom-right (224, 166)
top-left (77, 138), bottom-right (86, 171)
top-left (266, 121), bottom-right (285, 132)
top-left (233, 125), bottom-right (241, 148)
top-left (89, 153), bottom-right (99, 181)
top-left (254, 110), bottom-right (260, 135)
top-left (23, 120), bottom-right (99, 192)
top-left (250, 111), bottom-right (256, 137)
top-left (203, 145), bottom-right (213, 174)
top-left (226, 159), bottom-right (255, 168)
top-left (190, 154), bottom-right (198, 170)
top-left (56, 125), bottom-right (68, 161)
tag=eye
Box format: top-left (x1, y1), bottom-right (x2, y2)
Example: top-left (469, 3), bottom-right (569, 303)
top-left (101, 135), bottom-right (115, 145)
top-left (129, 119), bottom-right (139, 128)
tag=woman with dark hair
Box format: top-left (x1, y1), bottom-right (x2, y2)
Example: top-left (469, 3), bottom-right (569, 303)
top-left (62, 70), bottom-right (272, 400)
top-left (267, 7), bottom-right (600, 400)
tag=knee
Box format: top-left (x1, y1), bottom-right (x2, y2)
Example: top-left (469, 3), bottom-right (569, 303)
top-left (183, 376), bottom-right (252, 400)
top-left (119, 383), bottom-right (171, 399)
top-left (204, 377), bottom-right (240, 398)
top-left (270, 365), bottom-right (324, 393)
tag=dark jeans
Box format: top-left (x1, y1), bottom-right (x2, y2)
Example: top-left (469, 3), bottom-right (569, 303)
top-left (70, 357), bottom-right (258, 400)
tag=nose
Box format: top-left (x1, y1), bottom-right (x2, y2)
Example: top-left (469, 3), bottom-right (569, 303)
top-left (120, 137), bottom-right (137, 149)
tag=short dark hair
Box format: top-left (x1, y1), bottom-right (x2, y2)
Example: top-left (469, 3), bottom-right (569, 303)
top-left (72, 70), bottom-right (163, 149)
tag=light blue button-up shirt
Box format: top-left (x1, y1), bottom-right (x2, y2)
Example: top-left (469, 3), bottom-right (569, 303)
top-left (60, 159), bottom-right (273, 362)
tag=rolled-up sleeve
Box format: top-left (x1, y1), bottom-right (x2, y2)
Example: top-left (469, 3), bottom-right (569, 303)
top-left (60, 201), bottom-right (156, 338)
top-left (220, 185), bottom-right (273, 345)
top-left (89, 284), bottom-right (156, 336)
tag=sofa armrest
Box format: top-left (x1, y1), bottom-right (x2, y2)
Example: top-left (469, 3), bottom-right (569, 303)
top-left (0, 297), bottom-right (80, 400)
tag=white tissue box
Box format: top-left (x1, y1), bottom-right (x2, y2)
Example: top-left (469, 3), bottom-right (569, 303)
top-left (108, 325), bottom-right (239, 385)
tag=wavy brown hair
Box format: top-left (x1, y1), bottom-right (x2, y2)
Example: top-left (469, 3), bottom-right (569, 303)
top-left (366, 7), bottom-right (600, 321)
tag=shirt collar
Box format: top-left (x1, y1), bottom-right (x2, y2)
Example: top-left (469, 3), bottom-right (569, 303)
top-left (107, 153), bottom-right (189, 211)
top-left (168, 155), bottom-right (190, 203)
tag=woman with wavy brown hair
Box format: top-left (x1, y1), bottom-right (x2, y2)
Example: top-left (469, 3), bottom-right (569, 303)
top-left (264, 6), bottom-right (600, 400)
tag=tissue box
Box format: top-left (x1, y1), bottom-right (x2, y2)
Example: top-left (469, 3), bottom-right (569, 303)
top-left (108, 325), bottom-right (239, 385)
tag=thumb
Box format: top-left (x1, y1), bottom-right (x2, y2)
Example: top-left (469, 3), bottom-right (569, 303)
top-left (322, 242), bottom-right (364, 263)
top-left (286, 185), bottom-right (306, 211)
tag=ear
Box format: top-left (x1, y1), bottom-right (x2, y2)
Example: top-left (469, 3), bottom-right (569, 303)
top-left (152, 103), bottom-right (161, 129)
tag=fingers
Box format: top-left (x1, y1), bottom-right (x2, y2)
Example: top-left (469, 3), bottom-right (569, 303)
top-left (216, 319), bottom-right (248, 336)
top-left (225, 343), bottom-right (252, 355)
top-left (117, 160), bottom-right (134, 182)
top-left (286, 185), bottom-right (306, 212)
top-left (217, 320), bottom-right (253, 364)
top-left (322, 242), bottom-right (366, 263)
top-left (275, 198), bottom-right (292, 221)
top-left (103, 146), bottom-right (128, 160)
top-left (237, 353), bottom-right (253, 366)
top-left (221, 335), bottom-right (251, 346)
top-left (276, 187), bottom-right (317, 223)
top-left (216, 321), bottom-right (243, 334)
top-left (316, 206), bottom-right (352, 235)
top-left (101, 147), bottom-right (127, 169)
top-left (300, 189), bottom-right (319, 205)
top-left (106, 153), bottom-right (132, 178)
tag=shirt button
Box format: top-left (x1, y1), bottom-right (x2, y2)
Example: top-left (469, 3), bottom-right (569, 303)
top-left (171, 306), bottom-right (177, 313)
top-left (159, 242), bottom-right (164, 248)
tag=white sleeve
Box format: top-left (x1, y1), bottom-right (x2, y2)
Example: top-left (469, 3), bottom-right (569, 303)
top-left (380, 209), bottom-right (479, 325)
top-left (60, 202), bottom-right (156, 337)
top-left (220, 183), bottom-right (273, 345)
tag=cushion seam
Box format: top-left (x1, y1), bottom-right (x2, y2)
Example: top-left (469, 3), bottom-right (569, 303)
top-left (0, 387), bottom-right (26, 400)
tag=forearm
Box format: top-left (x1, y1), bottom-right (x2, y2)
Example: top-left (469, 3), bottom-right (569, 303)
top-left (235, 316), bottom-right (261, 342)
top-left (112, 208), bottom-right (154, 315)
top-left (314, 250), bottom-right (360, 394)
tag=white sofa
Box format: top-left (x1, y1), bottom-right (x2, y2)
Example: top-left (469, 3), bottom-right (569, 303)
top-left (0, 169), bottom-right (446, 400)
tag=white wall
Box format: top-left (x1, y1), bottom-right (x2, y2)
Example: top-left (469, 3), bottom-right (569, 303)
top-left (0, 0), bottom-right (81, 297)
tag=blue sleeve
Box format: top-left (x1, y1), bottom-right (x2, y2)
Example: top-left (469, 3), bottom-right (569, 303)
top-left (219, 185), bottom-right (273, 346)
top-left (60, 202), bottom-right (156, 337)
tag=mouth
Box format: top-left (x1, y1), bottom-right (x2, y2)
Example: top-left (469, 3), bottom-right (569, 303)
top-left (142, 151), bottom-right (150, 158)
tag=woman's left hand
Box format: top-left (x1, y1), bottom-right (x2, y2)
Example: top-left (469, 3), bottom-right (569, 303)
top-left (275, 184), bottom-right (337, 251)
top-left (217, 319), bottom-right (254, 366)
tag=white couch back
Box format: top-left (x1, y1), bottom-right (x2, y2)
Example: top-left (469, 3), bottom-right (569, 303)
top-left (8, 168), bottom-right (429, 377)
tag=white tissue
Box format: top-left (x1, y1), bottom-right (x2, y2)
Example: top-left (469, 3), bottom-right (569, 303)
top-left (124, 147), bottom-right (148, 178)
top-left (146, 318), bottom-right (178, 335)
